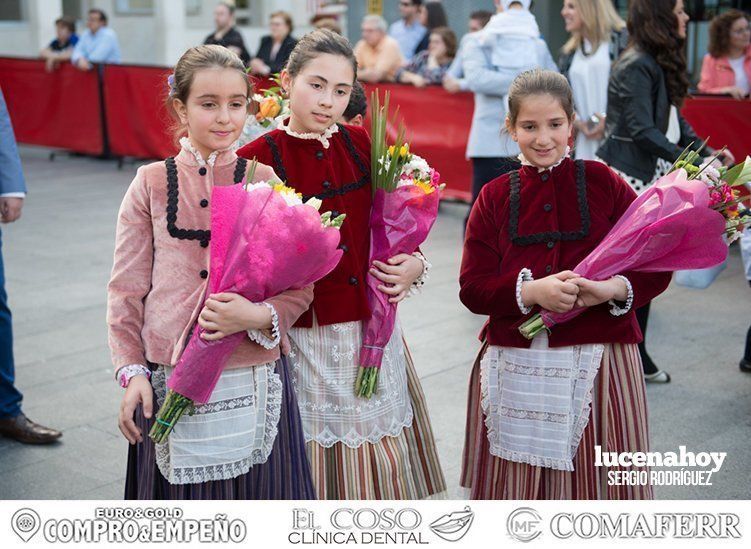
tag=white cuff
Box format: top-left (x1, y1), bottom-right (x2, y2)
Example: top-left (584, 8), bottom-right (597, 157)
top-left (407, 251), bottom-right (432, 297)
top-left (0, 192), bottom-right (25, 198)
top-left (247, 302), bottom-right (281, 350)
top-left (116, 364), bottom-right (151, 388)
top-left (516, 268), bottom-right (534, 315)
top-left (608, 275), bottom-right (634, 316)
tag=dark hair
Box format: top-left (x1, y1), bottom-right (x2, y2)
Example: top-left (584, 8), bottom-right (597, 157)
top-left (708, 9), bottom-right (750, 58)
top-left (270, 10), bottom-right (294, 34)
top-left (408, 0), bottom-right (423, 6)
top-left (217, 1), bottom-right (235, 15)
top-left (166, 45), bottom-right (251, 142)
top-left (431, 27), bottom-right (458, 60)
top-left (627, 0), bottom-right (690, 107)
top-left (423, 2), bottom-right (448, 30)
top-left (343, 81), bottom-right (367, 121)
top-left (506, 69), bottom-right (575, 127)
top-left (469, 10), bottom-right (493, 28)
top-left (55, 16), bottom-right (76, 34)
top-left (88, 8), bottom-right (107, 24)
top-left (285, 29), bottom-right (357, 82)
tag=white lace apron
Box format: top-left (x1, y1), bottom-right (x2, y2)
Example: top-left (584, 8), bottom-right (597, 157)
top-left (152, 363), bottom-right (282, 484)
top-left (480, 333), bottom-right (604, 471)
top-left (287, 317), bottom-right (413, 448)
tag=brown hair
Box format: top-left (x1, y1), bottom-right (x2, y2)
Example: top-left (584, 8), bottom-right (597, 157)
top-left (627, 0), bottom-right (690, 107)
top-left (469, 10), bottom-right (493, 28)
top-left (285, 28), bottom-right (357, 81)
top-left (430, 27), bottom-right (457, 60)
top-left (506, 69), bottom-right (575, 127)
top-left (423, 2), bottom-right (448, 30)
top-left (166, 44), bottom-right (252, 141)
top-left (708, 9), bottom-right (749, 58)
top-left (270, 10), bottom-right (294, 34)
top-left (55, 16), bottom-right (76, 34)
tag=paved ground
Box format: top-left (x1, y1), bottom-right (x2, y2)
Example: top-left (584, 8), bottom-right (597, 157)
top-left (0, 147), bottom-right (749, 499)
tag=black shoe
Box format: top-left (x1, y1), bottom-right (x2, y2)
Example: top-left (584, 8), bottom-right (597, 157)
top-left (740, 359), bottom-right (751, 373)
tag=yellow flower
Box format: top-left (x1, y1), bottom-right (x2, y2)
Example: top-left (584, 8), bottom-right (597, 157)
top-left (259, 97), bottom-right (281, 119)
top-left (273, 183), bottom-right (302, 199)
top-left (388, 144), bottom-right (410, 158)
top-left (415, 180), bottom-right (435, 194)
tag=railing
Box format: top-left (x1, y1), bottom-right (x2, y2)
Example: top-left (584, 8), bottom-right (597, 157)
top-left (2, 56), bottom-right (750, 202)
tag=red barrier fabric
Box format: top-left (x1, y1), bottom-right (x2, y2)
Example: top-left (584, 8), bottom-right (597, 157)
top-left (2, 57), bottom-right (750, 203)
top-left (682, 95), bottom-right (751, 161)
top-left (103, 64), bottom-right (176, 159)
top-left (0, 57), bottom-right (103, 155)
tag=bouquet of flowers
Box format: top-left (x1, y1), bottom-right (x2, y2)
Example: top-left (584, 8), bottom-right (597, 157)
top-left (519, 145), bottom-right (751, 340)
top-left (355, 91), bottom-right (444, 398)
top-left (150, 163), bottom-right (345, 443)
top-left (238, 75), bottom-right (290, 146)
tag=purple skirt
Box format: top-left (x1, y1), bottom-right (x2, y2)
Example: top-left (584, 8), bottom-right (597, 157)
top-left (124, 355), bottom-right (316, 500)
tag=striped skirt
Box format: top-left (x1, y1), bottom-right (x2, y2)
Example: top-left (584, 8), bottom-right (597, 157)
top-left (124, 356), bottom-right (316, 500)
top-left (306, 342), bottom-right (447, 500)
top-left (461, 342), bottom-right (653, 500)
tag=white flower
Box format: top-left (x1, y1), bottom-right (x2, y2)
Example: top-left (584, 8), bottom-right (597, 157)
top-left (244, 181), bottom-right (273, 193)
top-left (305, 197), bottom-right (323, 211)
top-left (400, 154), bottom-right (431, 180)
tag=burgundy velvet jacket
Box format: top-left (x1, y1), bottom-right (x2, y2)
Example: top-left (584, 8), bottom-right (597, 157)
top-left (238, 124), bottom-right (373, 327)
top-left (459, 157), bottom-right (672, 348)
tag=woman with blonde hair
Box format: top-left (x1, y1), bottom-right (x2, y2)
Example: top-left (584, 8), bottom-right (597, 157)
top-left (558, 0), bottom-right (628, 160)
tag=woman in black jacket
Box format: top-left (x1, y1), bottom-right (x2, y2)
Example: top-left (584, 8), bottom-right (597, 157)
top-left (597, 0), bottom-right (734, 383)
top-left (249, 11), bottom-right (297, 76)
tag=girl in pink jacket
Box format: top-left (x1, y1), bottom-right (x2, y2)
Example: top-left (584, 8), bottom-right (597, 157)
top-left (107, 45), bottom-right (315, 499)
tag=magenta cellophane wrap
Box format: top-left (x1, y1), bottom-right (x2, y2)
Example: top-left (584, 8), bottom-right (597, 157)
top-left (360, 187), bottom-right (441, 368)
top-left (541, 169), bottom-right (729, 329)
top-left (167, 185), bottom-right (343, 404)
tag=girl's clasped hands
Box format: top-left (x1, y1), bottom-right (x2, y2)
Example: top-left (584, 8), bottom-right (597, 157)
top-left (521, 270), bottom-right (629, 313)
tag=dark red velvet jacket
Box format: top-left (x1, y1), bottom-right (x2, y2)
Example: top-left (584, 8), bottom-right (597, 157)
top-left (459, 157), bottom-right (672, 348)
top-left (238, 124), bottom-right (372, 327)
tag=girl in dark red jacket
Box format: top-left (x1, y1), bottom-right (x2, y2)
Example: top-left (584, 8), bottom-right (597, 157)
top-left (238, 29), bottom-right (446, 499)
top-left (459, 69), bottom-right (671, 499)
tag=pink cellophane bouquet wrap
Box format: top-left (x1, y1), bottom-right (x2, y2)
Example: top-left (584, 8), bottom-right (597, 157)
top-left (149, 181), bottom-right (344, 442)
top-left (519, 167), bottom-right (732, 339)
top-left (356, 90), bottom-right (443, 398)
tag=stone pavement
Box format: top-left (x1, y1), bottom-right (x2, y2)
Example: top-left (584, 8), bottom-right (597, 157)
top-left (0, 147), bottom-right (749, 499)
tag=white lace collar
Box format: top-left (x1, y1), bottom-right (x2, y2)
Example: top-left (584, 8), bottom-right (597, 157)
top-left (277, 118), bottom-right (339, 149)
top-left (179, 137), bottom-right (238, 167)
top-left (518, 146), bottom-right (571, 173)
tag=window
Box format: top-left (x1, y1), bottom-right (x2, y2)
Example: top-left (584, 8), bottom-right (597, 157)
top-left (115, 0), bottom-right (154, 15)
top-left (0, 0), bottom-right (24, 21)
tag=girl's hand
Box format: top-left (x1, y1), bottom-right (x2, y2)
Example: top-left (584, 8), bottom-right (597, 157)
top-left (198, 293), bottom-right (272, 341)
top-left (118, 375), bottom-right (152, 445)
top-left (521, 271), bottom-right (579, 313)
top-left (569, 276), bottom-right (628, 308)
top-left (370, 254), bottom-right (425, 304)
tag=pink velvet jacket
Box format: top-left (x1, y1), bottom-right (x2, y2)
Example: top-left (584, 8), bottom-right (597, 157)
top-left (106, 145), bottom-right (314, 374)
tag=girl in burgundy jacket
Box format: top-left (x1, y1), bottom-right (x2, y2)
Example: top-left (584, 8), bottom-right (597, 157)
top-left (459, 69), bottom-right (671, 499)
top-left (238, 30), bottom-right (446, 499)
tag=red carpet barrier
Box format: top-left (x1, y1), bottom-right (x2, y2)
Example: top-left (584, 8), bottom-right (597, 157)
top-left (681, 95), bottom-right (751, 163)
top-left (0, 57), bottom-right (103, 155)
top-left (103, 64), bottom-right (176, 159)
top-left (1, 56), bottom-right (750, 203)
